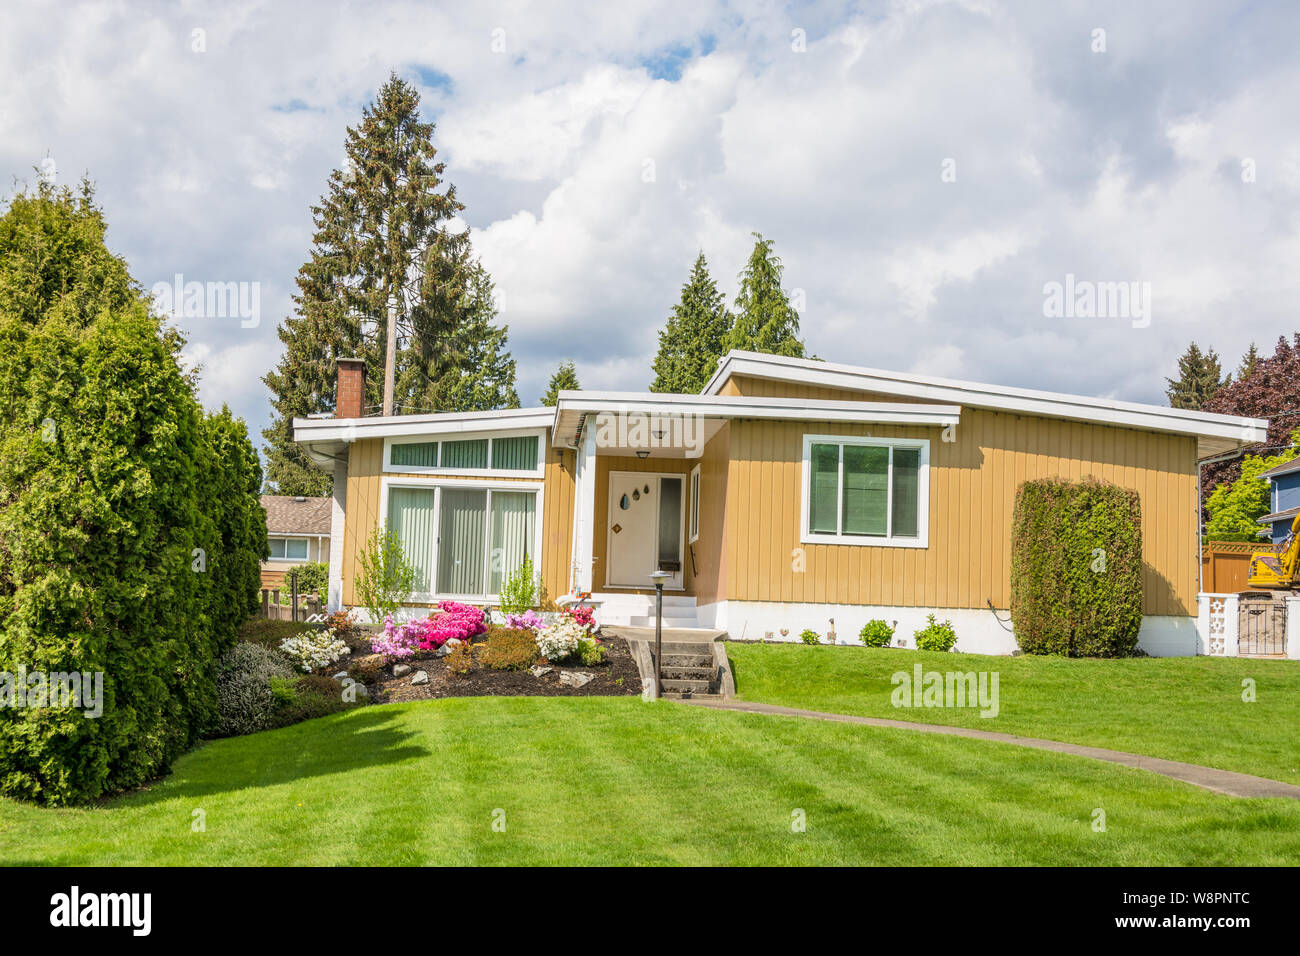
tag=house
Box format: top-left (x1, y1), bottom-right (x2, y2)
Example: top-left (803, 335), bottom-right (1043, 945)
top-left (1255, 458), bottom-right (1300, 544)
top-left (293, 352), bottom-right (1268, 656)
top-left (259, 494), bottom-right (331, 587)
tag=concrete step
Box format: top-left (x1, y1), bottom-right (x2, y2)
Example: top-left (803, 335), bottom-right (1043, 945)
top-left (661, 666), bottom-right (717, 681)
top-left (661, 678), bottom-right (714, 695)
top-left (626, 616), bottom-right (699, 628)
top-left (661, 691), bottom-right (722, 700)
top-left (661, 653), bottom-right (713, 668)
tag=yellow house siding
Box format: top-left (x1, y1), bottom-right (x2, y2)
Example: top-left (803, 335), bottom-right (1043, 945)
top-left (721, 408), bottom-right (1197, 617)
top-left (540, 446), bottom-right (575, 602)
top-left (693, 423), bottom-right (730, 605)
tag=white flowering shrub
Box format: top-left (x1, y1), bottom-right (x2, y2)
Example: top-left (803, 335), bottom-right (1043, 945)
top-left (535, 620), bottom-right (585, 662)
top-left (279, 628), bottom-right (351, 673)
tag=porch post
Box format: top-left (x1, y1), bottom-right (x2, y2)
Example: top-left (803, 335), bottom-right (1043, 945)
top-left (573, 424), bottom-right (598, 594)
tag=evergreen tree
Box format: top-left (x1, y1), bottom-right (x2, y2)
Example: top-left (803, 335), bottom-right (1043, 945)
top-left (650, 252), bottom-right (732, 393)
top-left (1164, 342), bottom-right (1227, 410)
top-left (1238, 341), bottom-right (1261, 381)
top-left (262, 74), bottom-right (509, 495)
top-left (724, 232), bottom-right (806, 358)
top-left (541, 360), bottom-right (581, 406)
top-left (438, 264), bottom-right (520, 412)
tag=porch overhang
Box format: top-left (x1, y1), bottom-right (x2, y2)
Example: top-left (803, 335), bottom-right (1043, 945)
top-left (550, 390), bottom-right (961, 452)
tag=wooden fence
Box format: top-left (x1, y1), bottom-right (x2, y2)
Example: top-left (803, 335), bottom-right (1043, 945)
top-left (258, 588), bottom-right (323, 622)
top-left (1201, 541), bottom-right (1274, 594)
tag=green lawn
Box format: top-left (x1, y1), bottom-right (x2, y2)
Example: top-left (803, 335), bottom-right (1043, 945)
top-left (2, 697), bottom-right (1298, 866)
top-left (726, 643), bottom-right (1300, 784)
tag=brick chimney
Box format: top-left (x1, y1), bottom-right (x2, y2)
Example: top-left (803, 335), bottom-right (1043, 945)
top-left (336, 358), bottom-right (366, 419)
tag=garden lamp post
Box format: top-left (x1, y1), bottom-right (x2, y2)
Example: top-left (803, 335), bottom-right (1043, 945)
top-left (649, 570), bottom-right (673, 697)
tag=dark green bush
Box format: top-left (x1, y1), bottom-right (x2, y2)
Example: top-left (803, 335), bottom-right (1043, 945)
top-left (1010, 476), bottom-right (1143, 657)
top-left (286, 561), bottom-right (328, 599)
top-left (0, 183), bottom-right (266, 803)
top-left (269, 674), bottom-right (353, 728)
top-left (237, 618), bottom-right (314, 652)
top-left (859, 619), bottom-right (894, 648)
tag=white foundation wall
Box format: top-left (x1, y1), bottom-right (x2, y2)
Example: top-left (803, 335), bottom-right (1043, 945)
top-left (696, 600), bottom-right (1198, 657)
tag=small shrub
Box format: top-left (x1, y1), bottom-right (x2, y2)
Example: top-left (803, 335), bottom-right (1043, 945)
top-left (563, 604), bottom-right (596, 631)
top-left (215, 643), bottom-right (295, 738)
top-left (237, 618), bottom-right (314, 652)
top-left (288, 561), bottom-right (329, 598)
top-left (498, 554), bottom-right (538, 615)
top-left (323, 610), bottom-right (361, 642)
top-left (355, 528), bottom-right (417, 623)
top-left (536, 620), bottom-right (586, 661)
top-left (347, 658), bottom-right (386, 685)
top-left (444, 641), bottom-right (476, 676)
top-left (859, 619), bottom-right (894, 648)
top-left (503, 610), bottom-right (544, 631)
top-left (799, 629), bottom-right (820, 645)
top-left (576, 636), bottom-right (606, 666)
top-left (279, 629), bottom-right (350, 673)
top-left (913, 614), bottom-right (958, 653)
top-left (270, 674), bottom-right (354, 728)
top-left (269, 676), bottom-right (298, 706)
top-left (481, 631), bottom-right (540, 671)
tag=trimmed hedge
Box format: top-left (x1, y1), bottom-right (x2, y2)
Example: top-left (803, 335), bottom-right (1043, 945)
top-left (1010, 477), bottom-right (1143, 657)
top-left (0, 183), bottom-right (267, 804)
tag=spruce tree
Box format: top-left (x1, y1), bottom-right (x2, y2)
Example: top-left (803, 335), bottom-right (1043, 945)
top-left (1164, 342), bottom-right (1226, 410)
top-left (438, 264), bottom-right (520, 411)
top-left (724, 232), bottom-right (806, 358)
top-left (1237, 341), bottom-right (1261, 381)
top-left (650, 252), bottom-right (732, 393)
top-left (541, 360), bottom-right (581, 406)
top-left (263, 74), bottom-right (513, 495)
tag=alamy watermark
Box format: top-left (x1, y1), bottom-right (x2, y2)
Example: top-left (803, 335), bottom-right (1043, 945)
top-left (891, 663), bottom-right (999, 718)
top-left (0, 667), bottom-right (103, 718)
top-left (151, 274), bottom-right (260, 328)
top-left (1042, 274), bottom-right (1151, 329)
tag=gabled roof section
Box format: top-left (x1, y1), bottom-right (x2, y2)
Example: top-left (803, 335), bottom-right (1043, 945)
top-left (703, 350), bottom-right (1269, 459)
top-left (1257, 457), bottom-right (1300, 481)
top-left (260, 495), bottom-right (332, 535)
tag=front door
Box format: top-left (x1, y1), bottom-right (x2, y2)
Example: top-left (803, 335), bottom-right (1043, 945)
top-left (606, 472), bottom-right (684, 589)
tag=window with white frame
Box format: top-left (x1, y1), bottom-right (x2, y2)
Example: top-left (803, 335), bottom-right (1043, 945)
top-left (688, 464), bottom-right (701, 543)
top-left (385, 432), bottom-right (543, 477)
top-left (268, 536), bottom-right (310, 560)
top-left (385, 483), bottom-right (539, 600)
top-left (801, 435), bottom-right (928, 546)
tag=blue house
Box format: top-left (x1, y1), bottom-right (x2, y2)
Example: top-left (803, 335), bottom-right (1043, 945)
top-left (1257, 458), bottom-right (1300, 543)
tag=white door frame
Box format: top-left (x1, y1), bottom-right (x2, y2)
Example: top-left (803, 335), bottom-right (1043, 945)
top-left (604, 470), bottom-right (687, 590)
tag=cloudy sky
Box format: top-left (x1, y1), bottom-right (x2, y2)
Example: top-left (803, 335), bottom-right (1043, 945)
top-left (3, 0), bottom-right (1297, 452)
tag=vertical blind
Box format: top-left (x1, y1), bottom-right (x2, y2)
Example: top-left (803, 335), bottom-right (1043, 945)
top-left (391, 442), bottom-right (438, 468)
top-left (440, 439), bottom-right (489, 470)
top-left (389, 485), bottom-right (538, 597)
top-left (809, 442), bottom-right (922, 539)
top-left (436, 488), bottom-right (487, 594)
top-left (387, 487), bottom-right (437, 591)
top-left (488, 491), bottom-right (536, 593)
top-left (491, 435), bottom-right (538, 471)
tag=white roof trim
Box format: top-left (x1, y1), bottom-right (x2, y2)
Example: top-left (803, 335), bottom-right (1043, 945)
top-left (550, 390), bottom-right (960, 446)
top-left (703, 350), bottom-right (1269, 451)
top-left (293, 406), bottom-right (553, 442)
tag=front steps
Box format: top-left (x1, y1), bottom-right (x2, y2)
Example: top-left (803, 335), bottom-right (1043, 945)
top-left (658, 647), bottom-right (720, 698)
top-left (595, 592), bottom-right (701, 629)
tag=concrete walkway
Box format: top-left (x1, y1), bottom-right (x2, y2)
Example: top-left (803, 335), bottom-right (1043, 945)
top-left (679, 698), bottom-right (1300, 800)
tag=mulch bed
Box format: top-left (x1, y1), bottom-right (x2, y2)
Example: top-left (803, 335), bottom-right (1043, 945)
top-left (342, 632), bottom-right (643, 704)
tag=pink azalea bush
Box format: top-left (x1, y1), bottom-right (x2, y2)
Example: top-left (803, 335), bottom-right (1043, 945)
top-left (564, 604), bottom-right (596, 632)
top-left (505, 609), bottom-right (545, 631)
top-left (371, 602), bottom-right (487, 658)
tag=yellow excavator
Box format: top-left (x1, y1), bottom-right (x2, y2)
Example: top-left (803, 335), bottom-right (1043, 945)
top-left (1246, 511), bottom-right (1300, 593)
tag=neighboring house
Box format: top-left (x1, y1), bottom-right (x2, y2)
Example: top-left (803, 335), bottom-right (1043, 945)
top-left (259, 494), bottom-right (331, 588)
top-left (1256, 458), bottom-right (1300, 544)
top-left (294, 352), bottom-right (1267, 656)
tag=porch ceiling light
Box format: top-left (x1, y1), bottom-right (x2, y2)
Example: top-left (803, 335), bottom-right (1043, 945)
top-left (636, 449), bottom-right (650, 459)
